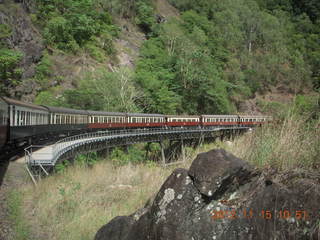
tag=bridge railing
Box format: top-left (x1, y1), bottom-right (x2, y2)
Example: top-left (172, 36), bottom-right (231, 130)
top-left (51, 126), bottom-right (248, 165)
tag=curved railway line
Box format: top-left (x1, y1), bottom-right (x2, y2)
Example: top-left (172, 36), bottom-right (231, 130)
top-left (0, 97), bottom-right (271, 181)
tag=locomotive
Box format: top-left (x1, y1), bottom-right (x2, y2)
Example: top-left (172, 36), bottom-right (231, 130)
top-left (0, 97), bottom-right (270, 151)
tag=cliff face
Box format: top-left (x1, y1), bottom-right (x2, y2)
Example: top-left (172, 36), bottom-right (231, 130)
top-left (0, 0), bottom-right (43, 99)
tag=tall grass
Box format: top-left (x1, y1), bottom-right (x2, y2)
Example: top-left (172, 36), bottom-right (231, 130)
top-left (19, 142), bottom-right (219, 240)
top-left (226, 114), bottom-right (319, 170)
top-left (18, 113), bottom-right (319, 239)
top-left (7, 190), bottom-right (31, 240)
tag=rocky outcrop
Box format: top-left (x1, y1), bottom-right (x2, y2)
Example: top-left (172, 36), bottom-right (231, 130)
top-left (0, 0), bottom-right (44, 98)
top-left (95, 149), bottom-right (320, 240)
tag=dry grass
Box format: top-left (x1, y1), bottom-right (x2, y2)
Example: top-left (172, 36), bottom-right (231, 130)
top-left (19, 143), bottom-right (215, 240)
top-left (18, 115), bottom-right (319, 239)
top-left (225, 114), bottom-right (319, 170)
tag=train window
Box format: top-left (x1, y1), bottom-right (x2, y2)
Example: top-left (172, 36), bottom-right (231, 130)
top-left (132, 117), bottom-right (136, 123)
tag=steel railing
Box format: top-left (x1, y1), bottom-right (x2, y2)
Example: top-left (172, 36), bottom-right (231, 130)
top-left (25, 125), bottom-right (250, 167)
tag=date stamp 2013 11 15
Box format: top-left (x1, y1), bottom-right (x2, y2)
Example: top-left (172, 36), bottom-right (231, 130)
top-left (210, 209), bottom-right (309, 220)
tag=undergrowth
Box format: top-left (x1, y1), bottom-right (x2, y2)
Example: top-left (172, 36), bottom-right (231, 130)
top-left (226, 114), bottom-right (319, 170)
top-left (7, 190), bottom-right (31, 240)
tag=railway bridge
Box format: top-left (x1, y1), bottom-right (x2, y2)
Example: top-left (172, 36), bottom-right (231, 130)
top-left (24, 126), bottom-right (249, 182)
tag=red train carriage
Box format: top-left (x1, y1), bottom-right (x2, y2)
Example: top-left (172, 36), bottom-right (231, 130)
top-left (126, 113), bottom-right (165, 128)
top-left (201, 115), bottom-right (239, 126)
top-left (166, 115), bottom-right (200, 127)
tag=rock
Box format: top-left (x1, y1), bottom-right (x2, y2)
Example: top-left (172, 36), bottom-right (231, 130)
top-left (188, 149), bottom-right (253, 198)
top-left (0, 1), bottom-right (44, 97)
top-left (95, 149), bottom-right (320, 240)
top-left (94, 216), bottom-right (134, 240)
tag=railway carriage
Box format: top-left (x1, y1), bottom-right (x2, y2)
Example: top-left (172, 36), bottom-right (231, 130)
top-left (0, 98), bottom-right (8, 149)
top-left (44, 106), bottom-right (89, 135)
top-left (3, 97), bottom-right (49, 141)
top-left (126, 113), bottom-right (165, 128)
top-left (87, 110), bottom-right (126, 129)
top-left (239, 115), bottom-right (269, 126)
top-left (166, 115), bottom-right (200, 127)
top-left (201, 115), bottom-right (239, 126)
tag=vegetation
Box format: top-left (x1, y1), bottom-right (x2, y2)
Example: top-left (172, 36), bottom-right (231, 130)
top-left (34, 0), bottom-right (118, 53)
top-left (7, 190), bottom-right (31, 240)
top-left (27, 0), bottom-right (319, 116)
top-left (62, 67), bottom-right (139, 112)
top-left (21, 161), bottom-right (179, 240)
top-left (227, 96), bottom-right (319, 169)
top-left (0, 49), bottom-right (23, 95)
top-left (17, 105), bottom-right (318, 239)
top-left (133, 0), bottom-right (320, 114)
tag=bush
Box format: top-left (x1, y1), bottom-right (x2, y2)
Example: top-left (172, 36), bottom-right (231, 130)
top-left (135, 1), bottom-right (155, 33)
top-left (38, 0), bottom-right (118, 53)
top-left (111, 146), bottom-right (145, 166)
top-left (0, 48), bottom-right (23, 94)
top-left (34, 51), bottom-right (53, 88)
top-left (44, 16), bottom-right (79, 51)
top-left (34, 90), bottom-right (62, 106)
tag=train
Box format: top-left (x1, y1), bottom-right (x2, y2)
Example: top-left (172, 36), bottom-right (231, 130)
top-left (0, 97), bottom-right (271, 151)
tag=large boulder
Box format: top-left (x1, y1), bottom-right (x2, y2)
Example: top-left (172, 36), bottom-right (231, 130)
top-left (188, 149), bottom-right (254, 198)
top-left (95, 149), bottom-right (320, 240)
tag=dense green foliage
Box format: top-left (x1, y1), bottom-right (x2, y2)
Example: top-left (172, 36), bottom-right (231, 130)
top-left (0, 49), bottom-right (23, 95)
top-left (31, 0), bottom-right (319, 115)
top-left (132, 0), bottom-right (320, 114)
top-left (34, 0), bottom-right (118, 55)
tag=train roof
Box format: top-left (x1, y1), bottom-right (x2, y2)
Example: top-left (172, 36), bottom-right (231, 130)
top-left (127, 113), bottom-right (164, 117)
top-left (166, 115), bottom-right (200, 118)
top-left (44, 106), bottom-right (88, 115)
top-left (2, 97), bottom-right (48, 112)
top-left (201, 115), bottom-right (239, 118)
top-left (238, 115), bottom-right (268, 118)
top-left (87, 110), bottom-right (126, 116)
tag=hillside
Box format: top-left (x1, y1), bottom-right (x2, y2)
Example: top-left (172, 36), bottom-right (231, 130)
top-left (0, 0), bottom-right (319, 115)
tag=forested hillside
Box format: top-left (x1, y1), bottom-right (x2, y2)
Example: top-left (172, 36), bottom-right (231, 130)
top-left (0, 0), bottom-right (319, 114)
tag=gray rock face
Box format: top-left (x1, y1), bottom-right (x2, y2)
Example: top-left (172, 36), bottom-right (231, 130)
top-left (95, 149), bottom-right (320, 240)
top-left (0, 1), bottom-right (43, 97)
top-left (188, 149), bottom-right (253, 198)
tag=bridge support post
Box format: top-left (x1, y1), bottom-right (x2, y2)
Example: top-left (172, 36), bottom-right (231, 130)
top-left (160, 141), bottom-right (165, 166)
top-left (181, 138), bottom-right (185, 163)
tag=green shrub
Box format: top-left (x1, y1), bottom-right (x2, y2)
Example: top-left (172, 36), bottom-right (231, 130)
top-left (44, 16), bottom-right (79, 51)
top-left (75, 152), bottom-right (99, 167)
top-left (135, 1), bottom-right (155, 33)
top-left (34, 90), bottom-right (62, 106)
top-left (0, 23), bottom-right (12, 46)
top-left (37, 0), bottom-right (118, 53)
top-left (0, 48), bottom-right (23, 94)
top-left (111, 146), bottom-right (145, 166)
top-left (34, 51), bottom-right (53, 88)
